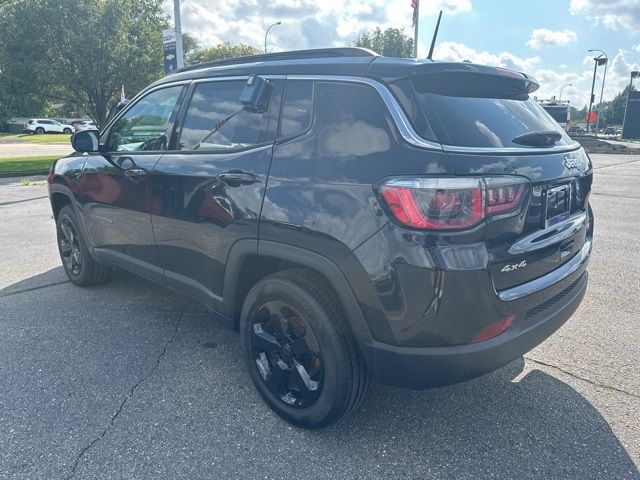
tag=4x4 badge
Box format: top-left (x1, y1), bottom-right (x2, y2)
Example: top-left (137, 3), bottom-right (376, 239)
top-left (501, 260), bottom-right (528, 273)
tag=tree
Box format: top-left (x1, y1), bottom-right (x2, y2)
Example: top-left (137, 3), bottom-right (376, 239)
top-left (0, 0), bottom-right (168, 125)
top-left (595, 84), bottom-right (634, 127)
top-left (182, 32), bottom-right (201, 65)
top-left (354, 27), bottom-right (414, 58)
top-left (188, 42), bottom-right (260, 65)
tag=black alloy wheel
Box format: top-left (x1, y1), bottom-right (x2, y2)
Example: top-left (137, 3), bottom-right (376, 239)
top-left (249, 300), bottom-right (323, 408)
top-left (240, 269), bottom-right (371, 428)
top-left (59, 216), bottom-right (82, 276)
top-left (55, 205), bottom-right (111, 286)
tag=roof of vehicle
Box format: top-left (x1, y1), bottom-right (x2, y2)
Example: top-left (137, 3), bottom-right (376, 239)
top-left (151, 47), bottom-right (537, 89)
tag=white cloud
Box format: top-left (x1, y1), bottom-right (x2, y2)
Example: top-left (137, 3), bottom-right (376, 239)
top-left (635, 44), bottom-right (640, 53)
top-left (432, 41), bottom-right (541, 72)
top-left (431, 41), bottom-right (638, 108)
top-left (164, 0), bottom-right (473, 52)
top-left (526, 29), bottom-right (577, 49)
top-left (570, 0), bottom-right (640, 30)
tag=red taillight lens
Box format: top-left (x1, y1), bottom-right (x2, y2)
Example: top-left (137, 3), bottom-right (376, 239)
top-left (379, 176), bottom-right (528, 230)
top-left (380, 178), bottom-right (484, 230)
top-left (486, 183), bottom-right (525, 215)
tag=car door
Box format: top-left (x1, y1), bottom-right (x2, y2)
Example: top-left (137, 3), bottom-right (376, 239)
top-left (77, 83), bottom-right (187, 281)
top-left (49, 121), bottom-right (64, 133)
top-left (150, 77), bottom-right (283, 309)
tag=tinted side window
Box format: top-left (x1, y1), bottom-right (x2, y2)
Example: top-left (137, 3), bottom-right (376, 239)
top-left (280, 80), bottom-right (313, 138)
top-left (178, 80), bottom-right (272, 151)
top-left (108, 85), bottom-right (183, 152)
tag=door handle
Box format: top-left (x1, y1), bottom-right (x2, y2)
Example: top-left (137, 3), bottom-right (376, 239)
top-left (216, 170), bottom-right (256, 186)
top-left (124, 167), bottom-right (147, 180)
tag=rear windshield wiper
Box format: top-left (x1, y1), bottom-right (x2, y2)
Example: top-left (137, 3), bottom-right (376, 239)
top-left (512, 130), bottom-right (562, 147)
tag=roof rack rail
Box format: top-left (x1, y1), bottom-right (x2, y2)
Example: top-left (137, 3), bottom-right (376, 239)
top-left (173, 47), bottom-right (379, 74)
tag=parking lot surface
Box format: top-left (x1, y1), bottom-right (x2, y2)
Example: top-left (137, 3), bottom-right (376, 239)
top-left (0, 155), bottom-right (639, 479)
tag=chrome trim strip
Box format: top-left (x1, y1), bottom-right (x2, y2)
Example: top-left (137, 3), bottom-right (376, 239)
top-left (443, 142), bottom-right (582, 155)
top-left (508, 212), bottom-right (587, 255)
top-left (192, 75), bottom-right (287, 83)
top-left (288, 75), bottom-right (583, 154)
top-left (117, 73), bottom-right (582, 155)
top-left (499, 238), bottom-right (591, 301)
top-left (287, 75), bottom-right (444, 151)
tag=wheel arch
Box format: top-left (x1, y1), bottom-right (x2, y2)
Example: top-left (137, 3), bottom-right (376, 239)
top-left (223, 240), bottom-right (373, 347)
top-left (50, 191), bottom-right (73, 220)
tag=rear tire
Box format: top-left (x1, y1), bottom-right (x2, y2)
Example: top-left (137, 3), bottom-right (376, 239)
top-left (240, 269), bottom-right (371, 428)
top-left (56, 205), bottom-right (110, 286)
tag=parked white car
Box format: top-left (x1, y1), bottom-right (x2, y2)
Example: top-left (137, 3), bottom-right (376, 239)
top-left (23, 119), bottom-right (73, 134)
top-left (74, 120), bottom-right (98, 132)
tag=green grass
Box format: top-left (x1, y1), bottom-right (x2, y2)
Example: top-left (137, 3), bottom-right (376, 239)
top-left (0, 156), bottom-right (59, 177)
top-left (0, 133), bottom-right (71, 144)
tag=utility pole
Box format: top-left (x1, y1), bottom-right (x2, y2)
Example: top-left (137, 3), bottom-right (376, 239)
top-left (412, 0), bottom-right (419, 58)
top-left (174, 0), bottom-right (184, 69)
top-left (589, 49), bottom-right (608, 134)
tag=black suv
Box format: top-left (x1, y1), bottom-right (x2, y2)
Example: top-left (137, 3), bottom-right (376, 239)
top-left (48, 48), bottom-right (593, 428)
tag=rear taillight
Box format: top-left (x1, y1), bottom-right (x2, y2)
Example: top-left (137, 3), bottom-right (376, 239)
top-left (485, 177), bottom-right (526, 215)
top-left (378, 176), bottom-right (528, 230)
top-left (380, 178), bottom-right (484, 230)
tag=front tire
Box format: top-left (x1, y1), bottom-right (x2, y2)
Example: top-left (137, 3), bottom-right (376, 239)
top-left (35, 127), bottom-right (45, 134)
top-left (56, 205), bottom-right (110, 286)
top-left (63, 128), bottom-right (72, 134)
top-left (240, 269), bottom-right (370, 428)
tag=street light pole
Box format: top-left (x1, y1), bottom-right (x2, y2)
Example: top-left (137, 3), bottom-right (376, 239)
top-left (173, 0), bottom-right (184, 69)
top-left (264, 22), bottom-right (281, 54)
top-left (559, 84), bottom-right (572, 100)
top-left (586, 53), bottom-right (604, 135)
top-left (589, 49), bottom-right (608, 134)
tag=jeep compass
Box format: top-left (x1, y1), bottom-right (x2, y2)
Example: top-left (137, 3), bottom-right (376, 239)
top-left (48, 48), bottom-right (593, 428)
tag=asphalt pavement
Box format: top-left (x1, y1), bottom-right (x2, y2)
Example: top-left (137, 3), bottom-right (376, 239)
top-left (0, 155), bottom-right (638, 479)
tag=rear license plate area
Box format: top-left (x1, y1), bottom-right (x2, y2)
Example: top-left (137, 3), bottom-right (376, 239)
top-left (544, 184), bottom-right (571, 227)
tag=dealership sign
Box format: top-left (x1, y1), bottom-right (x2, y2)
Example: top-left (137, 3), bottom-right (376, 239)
top-left (163, 28), bottom-right (177, 74)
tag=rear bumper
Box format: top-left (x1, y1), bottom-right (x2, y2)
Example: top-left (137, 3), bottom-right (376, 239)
top-left (358, 270), bottom-right (588, 389)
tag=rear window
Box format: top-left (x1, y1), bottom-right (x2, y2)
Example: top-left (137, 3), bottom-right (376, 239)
top-left (398, 74), bottom-right (572, 149)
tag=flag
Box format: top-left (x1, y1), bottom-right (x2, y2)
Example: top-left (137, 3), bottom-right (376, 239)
top-left (411, 0), bottom-right (419, 27)
top-left (120, 84), bottom-right (126, 102)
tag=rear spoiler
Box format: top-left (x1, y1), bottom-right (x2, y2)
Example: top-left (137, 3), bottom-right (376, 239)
top-left (369, 59), bottom-right (539, 98)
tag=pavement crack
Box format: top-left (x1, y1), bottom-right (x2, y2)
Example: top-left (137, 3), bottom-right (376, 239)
top-left (0, 280), bottom-right (71, 298)
top-left (593, 157), bottom-right (640, 170)
top-left (525, 356), bottom-right (639, 399)
top-left (65, 312), bottom-right (184, 479)
top-left (0, 195), bottom-right (48, 206)
top-left (590, 192), bottom-right (640, 200)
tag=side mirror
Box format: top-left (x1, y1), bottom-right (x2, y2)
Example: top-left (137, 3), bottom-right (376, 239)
top-left (71, 129), bottom-right (100, 153)
top-left (240, 75), bottom-right (269, 112)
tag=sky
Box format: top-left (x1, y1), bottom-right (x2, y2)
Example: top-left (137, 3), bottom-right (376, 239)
top-left (162, 0), bottom-right (640, 108)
